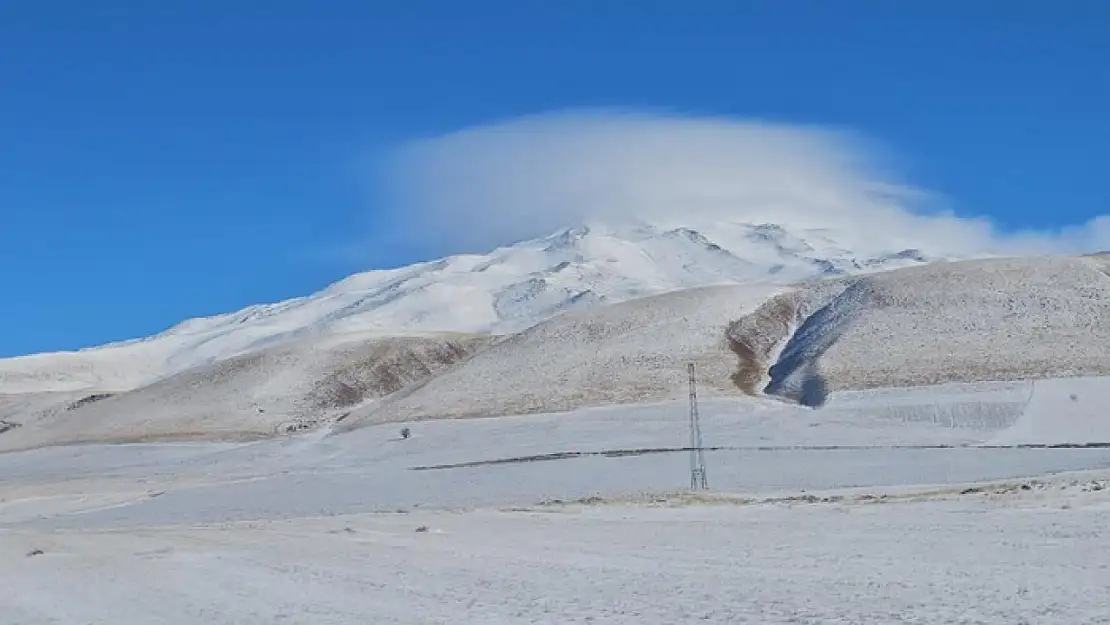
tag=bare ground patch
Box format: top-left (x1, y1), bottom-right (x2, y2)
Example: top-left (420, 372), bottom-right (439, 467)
top-left (726, 295), bottom-right (797, 394)
top-left (529, 474), bottom-right (1110, 510)
top-left (65, 393), bottom-right (115, 411)
top-left (304, 338), bottom-right (485, 412)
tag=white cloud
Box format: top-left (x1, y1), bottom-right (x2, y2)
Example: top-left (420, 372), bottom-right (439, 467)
top-left (372, 110), bottom-right (1109, 258)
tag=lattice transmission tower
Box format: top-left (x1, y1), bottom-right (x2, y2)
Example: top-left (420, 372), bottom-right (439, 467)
top-left (688, 363), bottom-right (708, 490)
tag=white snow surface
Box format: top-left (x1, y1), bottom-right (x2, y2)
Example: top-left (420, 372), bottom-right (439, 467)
top-left (731, 253), bottom-right (1110, 405)
top-left (4, 377), bottom-right (1110, 623)
top-left (0, 221), bottom-right (941, 395)
top-left (5, 249), bottom-right (1109, 447)
top-left (0, 332), bottom-right (489, 452)
top-left (344, 284), bottom-right (783, 426)
top-left (989, 376), bottom-right (1110, 446)
top-left (338, 254), bottom-right (1110, 427)
top-left (5, 225), bottom-right (1110, 622)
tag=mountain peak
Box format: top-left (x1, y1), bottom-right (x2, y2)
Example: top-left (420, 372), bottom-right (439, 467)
top-left (0, 220), bottom-right (955, 394)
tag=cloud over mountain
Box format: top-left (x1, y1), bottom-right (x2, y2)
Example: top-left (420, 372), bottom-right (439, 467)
top-left (375, 110), bottom-right (1109, 257)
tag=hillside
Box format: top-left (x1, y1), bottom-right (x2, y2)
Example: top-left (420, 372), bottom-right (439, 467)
top-left (0, 221), bottom-right (939, 396)
top-left (334, 253), bottom-right (1110, 429)
top-left (5, 252), bottom-right (1109, 448)
top-left (729, 253), bottom-right (1110, 406)
top-left (0, 333), bottom-right (489, 451)
top-left (337, 285), bottom-right (782, 429)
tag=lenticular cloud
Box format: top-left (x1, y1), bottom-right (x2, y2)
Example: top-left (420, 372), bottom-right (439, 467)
top-left (376, 109), bottom-right (1110, 257)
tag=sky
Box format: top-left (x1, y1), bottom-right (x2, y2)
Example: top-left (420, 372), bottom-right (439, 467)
top-left (2, 1), bottom-right (1109, 357)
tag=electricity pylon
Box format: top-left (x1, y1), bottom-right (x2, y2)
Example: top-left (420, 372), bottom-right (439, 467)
top-left (688, 363), bottom-right (708, 490)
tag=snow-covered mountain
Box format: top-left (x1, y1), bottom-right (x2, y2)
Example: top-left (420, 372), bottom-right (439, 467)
top-left (0, 221), bottom-right (946, 394)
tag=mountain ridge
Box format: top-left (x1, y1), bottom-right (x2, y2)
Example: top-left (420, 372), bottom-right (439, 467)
top-left (0, 220), bottom-right (949, 395)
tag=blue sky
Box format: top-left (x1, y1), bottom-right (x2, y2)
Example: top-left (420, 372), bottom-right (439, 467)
top-left (2, 1), bottom-right (1108, 357)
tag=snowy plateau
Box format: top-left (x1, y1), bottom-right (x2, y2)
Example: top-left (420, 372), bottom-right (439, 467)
top-left (3, 220), bottom-right (1110, 624)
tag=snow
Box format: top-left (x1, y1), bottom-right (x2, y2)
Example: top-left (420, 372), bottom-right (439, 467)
top-left (0, 220), bottom-right (944, 395)
top-left (0, 333), bottom-right (489, 452)
top-left (342, 284), bottom-right (783, 426)
top-left (6, 487), bottom-right (1110, 625)
top-left (730, 254), bottom-right (1110, 404)
top-left (1, 377), bottom-right (1108, 524)
top-left (5, 252), bottom-right (1109, 451)
top-left (988, 376), bottom-right (1110, 446)
top-left (4, 378), bottom-right (1110, 623)
top-left (5, 223), bottom-right (1110, 621)
top-left (340, 254), bottom-right (1110, 427)
top-left (9, 378), bottom-right (1110, 531)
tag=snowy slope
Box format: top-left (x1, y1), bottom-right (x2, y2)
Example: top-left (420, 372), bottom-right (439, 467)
top-left (335, 253), bottom-right (1110, 427)
top-left (0, 221), bottom-right (943, 395)
top-left (729, 254), bottom-right (1110, 406)
top-left (340, 284), bottom-right (782, 427)
top-left (0, 333), bottom-right (489, 452)
top-left (6, 248), bottom-right (1108, 447)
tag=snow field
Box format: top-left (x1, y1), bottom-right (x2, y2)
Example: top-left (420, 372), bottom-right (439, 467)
top-left (5, 479), bottom-right (1110, 625)
top-left (5, 378), bottom-right (1110, 530)
top-left (5, 378), bottom-right (1110, 623)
